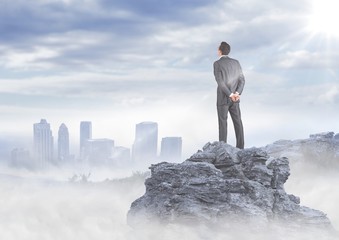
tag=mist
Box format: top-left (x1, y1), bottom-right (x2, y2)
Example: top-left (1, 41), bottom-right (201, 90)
top-left (1, 152), bottom-right (338, 240)
top-left (285, 162), bottom-right (339, 229)
top-left (0, 170), bottom-right (146, 240)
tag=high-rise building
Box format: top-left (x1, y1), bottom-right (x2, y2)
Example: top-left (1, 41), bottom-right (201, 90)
top-left (33, 119), bottom-right (54, 168)
top-left (11, 148), bottom-right (30, 168)
top-left (85, 138), bottom-right (114, 165)
top-left (160, 137), bottom-right (182, 162)
top-left (80, 121), bottom-right (92, 159)
top-left (132, 121), bottom-right (158, 163)
top-left (112, 146), bottom-right (131, 166)
top-left (58, 123), bottom-right (70, 162)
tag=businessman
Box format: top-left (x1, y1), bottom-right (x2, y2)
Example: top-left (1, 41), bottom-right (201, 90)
top-left (213, 41), bottom-right (245, 149)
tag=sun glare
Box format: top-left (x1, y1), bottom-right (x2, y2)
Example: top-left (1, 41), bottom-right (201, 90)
top-left (308, 0), bottom-right (339, 38)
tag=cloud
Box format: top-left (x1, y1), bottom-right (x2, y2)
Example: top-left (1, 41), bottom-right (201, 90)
top-left (0, 0), bottom-right (318, 72)
top-left (0, 173), bottom-right (141, 240)
top-left (2, 47), bottom-right (60, 69)
top-left (0, 165), bottom-right (338, 240)
top-left (0, 68), bottom-right (212, 100)
top-left (316, 85), bottom-right (339, 103)
top-left (0, 0), bottom-right (220, 71)
top-left (270, 50), bottom-right (339, 69)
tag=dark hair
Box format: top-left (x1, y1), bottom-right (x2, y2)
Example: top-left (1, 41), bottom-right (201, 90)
top-left (219, 41), bottom-right (231, 55)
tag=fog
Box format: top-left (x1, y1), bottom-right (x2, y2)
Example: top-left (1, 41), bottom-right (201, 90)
top-left (285, 162), bottom-right (339, 229)
top-left (0, 169), bottom-right (146, 240)
top-left (0, 157), bottom-right (338, 240)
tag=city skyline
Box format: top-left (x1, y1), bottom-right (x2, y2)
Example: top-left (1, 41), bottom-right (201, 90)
top-left (2, 119), bottom-right (183, 169)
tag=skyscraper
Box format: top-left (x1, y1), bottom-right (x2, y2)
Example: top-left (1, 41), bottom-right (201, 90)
top-left (58, 123), bottom-right (70, 162)
top-left (112, 146), bottom-right (131, 167)
top-left (160, 137), bottom-right (182, 162)
top-left (85, 138), bottom-right (114, 165)
top-left (11, 148), bottom-right (30, 168)
top-left (132, 121), bottom-right (158, 163)
top-left (33, 119), bottom-right (54, 168)
top-left (80, 121), bottom-right (92, 159)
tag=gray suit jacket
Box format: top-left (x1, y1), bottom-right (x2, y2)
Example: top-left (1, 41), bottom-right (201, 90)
top-left (213, 56), bottom-right (245, 106)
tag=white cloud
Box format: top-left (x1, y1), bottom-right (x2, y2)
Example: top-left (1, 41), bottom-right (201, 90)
top-left (272, 50), bottom-right (339, 69)
top-left (316, 86), bottom-right (339, 103)
top-left (0, 67), bottom-right (212, 98)
top-left (0, 165), bottom-right (338, 240)
top-left (3, 47), bottom-right (59, 69)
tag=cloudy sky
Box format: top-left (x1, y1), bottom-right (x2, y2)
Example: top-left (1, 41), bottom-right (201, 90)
top-left (1, 0), bottom-right (338, 159)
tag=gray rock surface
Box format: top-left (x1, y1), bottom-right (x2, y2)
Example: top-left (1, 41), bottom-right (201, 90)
top-left (127, 142), bottom-right (332, 229)
top-left (264, 131), bottom-right (339, 166)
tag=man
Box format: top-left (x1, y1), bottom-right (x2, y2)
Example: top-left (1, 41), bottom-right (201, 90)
top-left (213, 41), bottom-right (245, 149)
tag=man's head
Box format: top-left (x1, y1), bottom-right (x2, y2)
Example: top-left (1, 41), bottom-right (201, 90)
top-left (218, 41), bottom-right (231, 56)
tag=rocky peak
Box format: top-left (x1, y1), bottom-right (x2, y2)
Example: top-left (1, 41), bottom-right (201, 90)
top-left (127, 142), bottom-right (331, 229)
top-left (310, 132), bottom-right (335, 139)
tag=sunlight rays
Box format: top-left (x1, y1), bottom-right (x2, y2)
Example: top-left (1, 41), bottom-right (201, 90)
top-left (307, 0), bottom-right (339, 38)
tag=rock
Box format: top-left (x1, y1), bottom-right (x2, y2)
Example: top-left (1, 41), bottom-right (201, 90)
top-left (127, 142), bottom-right (332, 230)
top-left (267, 157), bottom-right (290, 189)
top-left (263, 132), bottom-right (339, 167)
top-left (310, 132), bottom-right (335, 139)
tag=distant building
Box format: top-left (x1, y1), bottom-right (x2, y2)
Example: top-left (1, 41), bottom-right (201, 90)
top-left (80, 121), bottom-right (92, 159)
top-left (33, 119), bottom-right (54, 168)
top-left (58, 123), bottom-right (70, 162)
top-left (160, 137), bottom-right (182, 162)
top-left (132, 122), bottom-right (158, 163)
top-left (112, 146), bottom-right (131, 166)
top-left (11, 148), bottom-right (30, 168)
top-left (85, 138), bottom-right (114, 165)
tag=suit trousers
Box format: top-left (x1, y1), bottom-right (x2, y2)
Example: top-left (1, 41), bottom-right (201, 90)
top-left (217, 101), bottom-right (244, 149)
